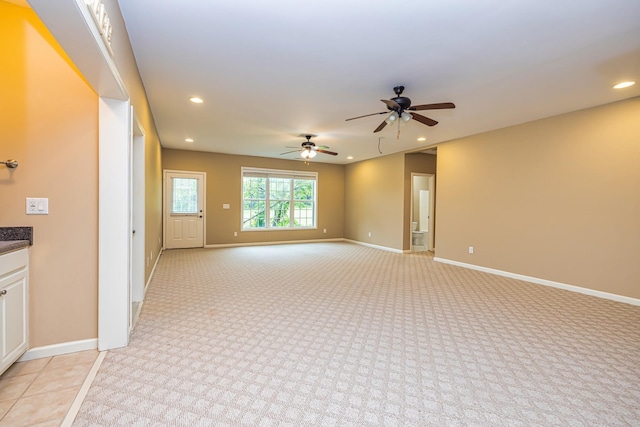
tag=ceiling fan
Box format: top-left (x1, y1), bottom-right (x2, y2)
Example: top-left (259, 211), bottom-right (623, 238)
top-left (280, 135), bottom-right (338, 159)
top-left (346, 86), bottom-right (455, 137)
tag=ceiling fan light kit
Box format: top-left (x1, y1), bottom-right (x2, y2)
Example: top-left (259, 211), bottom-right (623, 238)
top-left (301, 149), bottom-right (317, 159)
top-left (385, 111), bottom-right (399, 124)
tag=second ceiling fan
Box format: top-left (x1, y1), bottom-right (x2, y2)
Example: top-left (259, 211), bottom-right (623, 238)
top-left (346, 86), bottom-right (455, 137)
top-left (280, 135), bottom-right (338, 160)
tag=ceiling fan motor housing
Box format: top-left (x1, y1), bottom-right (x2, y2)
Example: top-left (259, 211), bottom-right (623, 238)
top-left (390, 96), bottom-right (411, 111)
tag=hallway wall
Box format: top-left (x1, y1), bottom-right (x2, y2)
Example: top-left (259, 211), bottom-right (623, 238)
top-left (0, 1), bottom-right (99, 346)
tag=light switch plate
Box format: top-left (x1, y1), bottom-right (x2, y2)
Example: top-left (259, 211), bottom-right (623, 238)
top-left (26, 197), bottom-right (49, 215)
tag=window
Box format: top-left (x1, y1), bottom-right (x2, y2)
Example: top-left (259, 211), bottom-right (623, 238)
top-left (242, 168), bottom-right (317, 230)
top-left (171, 177), bottom-right (199, 214)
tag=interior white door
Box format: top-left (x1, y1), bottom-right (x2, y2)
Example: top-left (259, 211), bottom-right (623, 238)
top-left (164, 171), bottom-right (205, 249)
top-left (130, 111), bottom-right (145, 332)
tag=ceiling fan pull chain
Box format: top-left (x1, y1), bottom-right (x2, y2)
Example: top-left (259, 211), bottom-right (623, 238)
top-left (397, 120), bottom-right (401, 139)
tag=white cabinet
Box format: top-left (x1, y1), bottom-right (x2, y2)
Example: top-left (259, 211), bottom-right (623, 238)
top-left (0, 248), bottom-right (29, 376)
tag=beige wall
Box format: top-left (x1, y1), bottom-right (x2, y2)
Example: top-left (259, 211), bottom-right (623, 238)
top-left (162, 149), bottom-right (344, 245)
top-left (344, 153), bottom-right (406, 250)
top-left (436, 97), bottom-right (640, 299)
top-left (404, 153), bottom-right (437, 251)
top-left (0, 1), bottom-right (98, 346)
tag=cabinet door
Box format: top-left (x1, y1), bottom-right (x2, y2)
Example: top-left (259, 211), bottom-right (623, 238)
top-left (0, 270), bottom-right (28, 374)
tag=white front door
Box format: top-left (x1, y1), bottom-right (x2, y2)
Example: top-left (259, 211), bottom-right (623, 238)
top-left (164, 171), bottom-right (205, 249)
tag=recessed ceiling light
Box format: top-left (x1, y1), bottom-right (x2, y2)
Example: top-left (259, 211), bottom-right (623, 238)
top-left (347, 156), bottom-right (353, 160)
top-left (189, 97), bottom-right (204, 103)
top-left (613, 81), bottom-right (635, 89)
top-left (185, 138), bottom-right (194, 142)
top-left (417, 137), bottom-right (426, 142)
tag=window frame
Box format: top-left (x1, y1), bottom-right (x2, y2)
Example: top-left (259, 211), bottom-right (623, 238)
top-left (241, 167), bottom-right (318, 231)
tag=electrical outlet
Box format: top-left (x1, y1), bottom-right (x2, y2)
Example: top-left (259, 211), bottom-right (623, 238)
top-left (368, 232), bottom-right (372, 238)
top-left (234, 231), bottom-right (238, 237)
top-left (323, 228), bottom-right (327, 234)
top-left (26, 197), bottom-right (49, 215)
top-left (468, 246), bottom-right (474, 254)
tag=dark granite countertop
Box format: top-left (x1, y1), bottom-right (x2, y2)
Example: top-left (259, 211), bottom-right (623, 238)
top-left (0, 227), bottom-right (33, 255)
top-left (0, 227), bottom-right (33, 245)
top-left (0, 240), bottom-right (29, 256)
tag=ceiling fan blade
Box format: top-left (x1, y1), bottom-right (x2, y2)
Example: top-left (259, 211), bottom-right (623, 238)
top-left (345, 111), bottom-right (387, 121)
top-left (316, 149), bottom-right (338, 156)
top-left (381, 99), bottom-right (401, 110)
top-left (280, 149), bottom-right (300, 155)
top-left (373, 120), bottom-right (387, 133)
top-left (408, 102), bottom-right (456, 111)
top-left (411, 113), bottom-right (438, 127)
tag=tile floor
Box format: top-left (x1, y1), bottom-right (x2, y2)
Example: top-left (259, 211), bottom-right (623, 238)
top-left (0, 349), bottom-right (100, 426)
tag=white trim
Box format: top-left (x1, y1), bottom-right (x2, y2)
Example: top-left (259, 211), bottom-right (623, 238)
top-left (144, 248), bottom-right (163, 296)
top-left (344, 239), bottom-right (404, 254)
top-left (18, 339), bottom-right (98, 362)
top-left (61, 350), bottom-right (107, 427)
top-left (433, 257), bottom-right (640, 307)
top-left (27, 0), bottom-right (128, 99)
top-left (98, 97), bottom-right (131, 351)
top-left (205, 238), bottom-right (344, 249)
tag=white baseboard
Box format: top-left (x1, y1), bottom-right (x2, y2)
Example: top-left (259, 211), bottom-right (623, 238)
top-left (434, 257), bottom-right (640, 307)
top-left (344, 239), bottom-right (404, 254)
top-left (205, 238), bottom-right (344, 249)
top-left (18, 338), bottom-right (98, 362)
top-left (144, 248), bottom-right (162, 296)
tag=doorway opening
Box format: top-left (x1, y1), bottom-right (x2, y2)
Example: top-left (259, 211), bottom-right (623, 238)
top-left (130, 113), bottom-right (145, 332)
top-left (411, 173), bottom-right (435, 252)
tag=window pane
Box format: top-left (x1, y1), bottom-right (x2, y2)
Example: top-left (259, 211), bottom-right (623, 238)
top-left (294, 201), bottom-right (314, 227)
top-left (293, 179), bottom-right (314, 200)
top-left (270, 200), bottom-right (290, 227)
top-left (172, 177), bottom-right (198, 214)
top-left (243, 200), bottom-right (266, 228)
top-left (269, 178), bottom-right (290, 200)
top-left (243, 177), bottom-right (266, 199)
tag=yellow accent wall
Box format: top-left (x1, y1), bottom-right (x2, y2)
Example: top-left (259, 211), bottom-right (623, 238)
top-left (435, 96), bottom-right (640, 299)
top-left (0, 1), bottom-right (99, 346)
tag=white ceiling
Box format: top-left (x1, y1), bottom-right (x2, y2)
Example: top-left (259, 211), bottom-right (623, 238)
top-left (117, 0), bottom-right (640, 164)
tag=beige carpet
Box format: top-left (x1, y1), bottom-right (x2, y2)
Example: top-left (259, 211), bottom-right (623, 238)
top-left (73, 242), bottom-right (640, 426)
